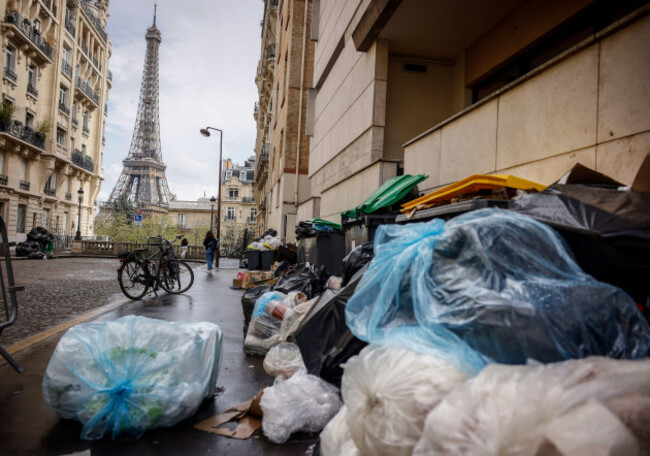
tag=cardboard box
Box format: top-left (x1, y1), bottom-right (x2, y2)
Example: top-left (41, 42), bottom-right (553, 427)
top-left (242, 270), bottom-right (276, 289)
top-left (232, 279), bottom-right (243, 289)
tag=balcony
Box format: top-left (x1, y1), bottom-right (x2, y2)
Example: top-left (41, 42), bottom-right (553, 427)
top-left (0, 175), bottom-right (7, 186)
top-left (65, 17), bottom-right (75, 37)
top-left (72, 149), bottom-right (94, 173)
top-left (27, 84), bottom-right (39, 98)
top-left (75, 76), bottom-right (100, 107)
top-left (65, 192), bottom-right (72, 201)
top-left (0, 121), bottom-right (46, 150)
top-left (59, 102), bottom-right (70, 116)
top-left (4, 67), bottom-right (17, 83)
top-left (266, 44), bottom-right (276, 60)
top-left (107, 70), bottom-right (112, 82)
top-left (83, 126), bottom-right (90, 135)
top-left (80, 2), bottom-right (107, 42)
top-left (104, 103), bottom-right (108, 114)
top-left (62, 59), bottom-right (73, 78)
top-left (2, 10), bottom-right (54, 64)
top-left (19, 180), bottom-right (30, 191)
top-left (72, 117), bottom-right (78, 127)
top-left (242, 196), bottom-right (255, 203)
top-left (44, 187), bottom-right (56, 197)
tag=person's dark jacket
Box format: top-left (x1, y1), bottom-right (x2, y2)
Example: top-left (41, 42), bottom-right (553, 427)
top-left (181, 238), bottom-right (188, 246)
top-left (203, 235), bottom-right (218, 251)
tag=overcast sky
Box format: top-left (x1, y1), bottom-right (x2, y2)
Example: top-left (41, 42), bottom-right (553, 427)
top-left (100, 0), bottom-right (264, 203)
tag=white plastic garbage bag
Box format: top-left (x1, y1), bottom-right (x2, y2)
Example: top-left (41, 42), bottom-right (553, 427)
top-left (263, 342), bottom-right (306, 379)
top-left (413, 357), bottom-right (650, 456)
top-left (42, 316), bottom-right (223, 440)
top-left (260, 370), bottom-right (342, 444)
top-left (341, 345), bottom-right (467, 456)
top-left (279, 298), bottom-right (317, 342)
top-left (320, 405), bottom-right (358, 456)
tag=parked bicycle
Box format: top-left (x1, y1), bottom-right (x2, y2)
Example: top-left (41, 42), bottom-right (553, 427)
top-left (117, 235), bottom-right (194, 300)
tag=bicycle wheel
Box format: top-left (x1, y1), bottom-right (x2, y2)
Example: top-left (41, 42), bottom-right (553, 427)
top-left (118, 259), bottom-right (149, 300)
top-left (160, 259), bottom-right (194, 294)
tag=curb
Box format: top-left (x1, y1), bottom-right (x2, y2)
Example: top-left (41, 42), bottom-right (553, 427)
top-left (0, 298), bottom-right (129, 368)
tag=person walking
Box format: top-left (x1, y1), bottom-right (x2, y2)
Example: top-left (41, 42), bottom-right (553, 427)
top-left (180, 237), bottom-right (189, 259)
top-left (203, 231), bottom-right (219, 272)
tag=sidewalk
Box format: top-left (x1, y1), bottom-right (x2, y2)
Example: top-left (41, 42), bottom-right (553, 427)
top-left (0, 259), bottom-right (317, 455)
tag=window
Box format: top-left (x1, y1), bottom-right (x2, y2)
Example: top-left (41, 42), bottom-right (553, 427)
top-left (33, 19), bottom-right (41, 33)
top-left (0, 151), bottom-right (4, 174)
top-left (62, 47), bottom-right (70, 64)
top-left (72, 101), bottom-right (78, 121)
top-left (4, 46), bottom-right (14, 70)
top-left (56, 127), bottom-right (66, 145)
top-left (228, 188), bottom-right (239, 199)
top-left (45, 171), bottom-right (57, 191)
top-left (226, 207), bottom-right (235, 220)
top-left (19, 158), bottom-right (27, 180)
top-left (63, 212), bottom-right (68, 235)
top-left (16, 204), bottom-right (26, 233)
top-left (28, 65), bottom-right (37, 87)
top-left (41, 209), bottom-right (49, 227)
top-left (178, 213), bottom-right (187, 228)
top-left (25, 112), bottom-right (35, 129)
top-left (251, 208), bottom-right (257, 219)
top-left (59, 85), bottom-right (69, 108)
top-left (82, 110), bottom-right (89, 130)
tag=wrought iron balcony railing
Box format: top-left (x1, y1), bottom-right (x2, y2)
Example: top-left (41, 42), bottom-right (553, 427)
top-left (256, 144), bottom-right (271, 176)
top-left (80, 2), bottom-right (107, 42)
top-left (83, 126), bottom-right (90, 135)
top-left (4, 10), bottom-right (54, 61)
top-left (75, 76), bottom-right (100, 106)
top-left (72, 149), bottom-right (94, 173)
top-left (4, 67), bottom-right (17, 83)
top-left (107, 70), bottom-right (113, 82)
top-left (0, 175), bottom-right (8, 186)
top-left (72, 117), bottom-right (79, 126)
top-left (19, 180), bottom-right (30, 191)
top-left (62, 59), bottom-right (72, 77)
top-left (44, 187), bottom-right (56, 197)
top-left (65, 192), bottom-right (72, 201)
top-left (59, 102), bottom-right (70, 115)
top-left (0, 121), bottom-right (46, 149)
top-left (27, 84), bottom-right (39, 97)
top-left (242, 196), bottom-right (255, 203)
top-left (266, 44), bottom-right (276, 60)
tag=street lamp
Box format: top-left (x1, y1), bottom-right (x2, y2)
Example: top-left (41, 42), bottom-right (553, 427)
top-left (75, 187), bottom-right (84, 241)
top-left (200, 126), bottom-right (223, 268)
top-left (209, 195), bottom-right (216, 232)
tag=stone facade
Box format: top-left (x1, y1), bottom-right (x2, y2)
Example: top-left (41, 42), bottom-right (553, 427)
top-left (0, 0), bottom-right (111, 242)
top-left (222, 157), bottom-right (256, 226)
top-left (167, 198), bottom-right (215, 234)
top-left (253, 0), bottom-right (314, 243)
top-left (302, 0), bottom-right (650, 222)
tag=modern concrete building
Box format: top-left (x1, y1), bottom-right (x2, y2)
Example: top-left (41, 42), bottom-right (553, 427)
top-left (302, 0), bottom-right (650, 222)
top-left (222, 157), bottom-right (256, 226)
top-left (0, 0), bottom-right (111, 241)
top-left (253, 0), bottom-right (314, 243)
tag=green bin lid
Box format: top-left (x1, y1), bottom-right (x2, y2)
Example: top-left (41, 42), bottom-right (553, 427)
top-left (341, 174), bottom-right (428, 219)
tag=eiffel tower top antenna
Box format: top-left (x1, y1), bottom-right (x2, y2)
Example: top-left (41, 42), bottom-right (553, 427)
top-left (153, 2), bottom-right (157, 26)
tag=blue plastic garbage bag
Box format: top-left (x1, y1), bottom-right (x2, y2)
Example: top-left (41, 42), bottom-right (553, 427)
top-left (346, 209), bottom-right (650, 376)
top-left (252, 291), bottom-right (287, 319)
top-left (42, 316), bottom-right (223, 440)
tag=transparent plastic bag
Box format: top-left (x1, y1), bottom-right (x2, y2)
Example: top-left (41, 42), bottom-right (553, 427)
top-left (346, 209), bottom-right (650, 375)
top-left (42, 316), bottom-right (223, 440)
top-left (251, 292), bottom-right (287, 319)
top-left (413, 356), bottom-right (650, 455)
top-left (260, 370), bottom-right (342, 444)
top-left (263, 342), bottom-right (306, 378)
top-left (320, 406), bottom-right (358, 456)
top-left (341, 345), bottom-right (467, 456)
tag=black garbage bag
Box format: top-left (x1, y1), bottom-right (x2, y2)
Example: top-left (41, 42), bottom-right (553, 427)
top-left (510, 164), bottom-right (650, 308)
top-left (35, 226), bottom-right (48, 234)
top-left (28, 251), bottom-right (45, 260)
top-left (295, 221), bottom-right (316, 240)
top-left (341, 242), bottom-right (374, 286)
top-left (15, 243), bottom-right (31, 257)
top-left (262, 228), bottom-right (278, 238)
top-left (273, 260), bottom-right (292, 277)
top-left (272, 262), bottom-right (330, 299)
top-left (241, 285), bottom-right (273, 335)
top-left (293, 265), bottom-right (369, 387)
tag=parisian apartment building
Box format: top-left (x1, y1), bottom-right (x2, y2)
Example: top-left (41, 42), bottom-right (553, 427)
top-left (253, 0), bottom-right (314, 243)
top-left (253, 0), bottom-right (650, 229)
top-left (222, 156), bottom-right (257, 226)
top-left (0, 0), bottom-right (111, 242)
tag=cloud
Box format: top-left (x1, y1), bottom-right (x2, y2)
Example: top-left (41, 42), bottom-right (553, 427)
top-left (102, 0), bottom-right (263, 202)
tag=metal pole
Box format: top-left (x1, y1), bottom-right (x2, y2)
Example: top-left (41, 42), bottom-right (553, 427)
top-left (210, 204), bottom-right (214, 232)
top-left (75, 198), bottom-right (82, 240)
top-left (216, 130), bottom-right (223, 268)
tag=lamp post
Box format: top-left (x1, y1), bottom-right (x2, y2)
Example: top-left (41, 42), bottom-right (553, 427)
top-left (75, 187), bottom-right (84, 241)
top-left (209, 195), bottom-right (216, 232)
top-left (200, 126), bottom-right (223, 268)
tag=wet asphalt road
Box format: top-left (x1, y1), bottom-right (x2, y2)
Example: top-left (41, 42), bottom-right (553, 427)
top-left (0, 259), bottom-right (317, 455)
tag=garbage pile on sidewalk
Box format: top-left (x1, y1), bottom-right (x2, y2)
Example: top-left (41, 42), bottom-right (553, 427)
top-left (15, 226), bottom-right (55, 259)
top-left (237, 159), bottom-right (650, 453)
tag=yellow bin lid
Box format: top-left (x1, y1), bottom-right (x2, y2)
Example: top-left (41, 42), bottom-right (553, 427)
top-left (401, 174), bottom-right (546, 212)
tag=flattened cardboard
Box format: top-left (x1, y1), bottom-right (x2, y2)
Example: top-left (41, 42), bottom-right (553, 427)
top-left (194, 389), bottom-right (264, 440)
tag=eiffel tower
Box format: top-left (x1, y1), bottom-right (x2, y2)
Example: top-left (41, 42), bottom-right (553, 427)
top-left (106, 4), bottom-right (171, 215)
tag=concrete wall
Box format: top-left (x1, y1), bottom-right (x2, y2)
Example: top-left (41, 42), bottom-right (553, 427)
top-left (404, 13), bottom-right (650, 192)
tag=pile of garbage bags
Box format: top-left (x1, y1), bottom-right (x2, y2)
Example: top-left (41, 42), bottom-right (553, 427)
top-left (42, 316), bottom-right (223, 440)
top-left (320, 345), bottom-right (650, 456)
top-left (247, 234), bottom-right (281, 251)
top-left (295, 219), bottom-right (343, 240)
top-left (16, 226), bottom-right (55, 259)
